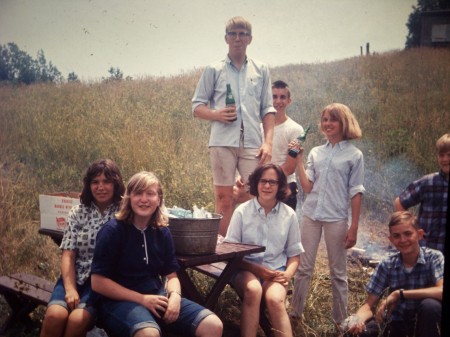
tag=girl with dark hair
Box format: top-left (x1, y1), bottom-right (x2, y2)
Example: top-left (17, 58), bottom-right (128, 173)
top-left (225, 163), bottom-right (303, 337)
top-left (40, 159), bottom-right (125, 337)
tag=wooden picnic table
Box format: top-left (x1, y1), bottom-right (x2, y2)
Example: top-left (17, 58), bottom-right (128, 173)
top-left (176, 242), bottom-right (265, 310)
top-left (38, 228), bottom-right (265, 310)
top-left (35, 228), bottom-right (271, 336)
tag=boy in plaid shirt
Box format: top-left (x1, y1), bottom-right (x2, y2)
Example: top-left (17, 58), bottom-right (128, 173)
top-left (394, 133), bottom-right (449, 253)
top-left (343, 211), bottom-right (444, 337)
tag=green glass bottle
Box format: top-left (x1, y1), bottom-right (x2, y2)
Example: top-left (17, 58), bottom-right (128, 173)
top-left (226, 84), bottom-right (237, 122)
top-left (288, 126), bottom-right (311, 158)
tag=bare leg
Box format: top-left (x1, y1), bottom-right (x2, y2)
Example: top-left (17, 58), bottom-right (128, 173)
top-left (215, 185), bottom-right (236, 236)
top-left (233, 271), bottom-right (262, 337)
top-left (195, 314), bottom-right (223, 337)
top-left (263, 282), bottom-right (292, 337)
top-left (64, 308), bottom-right (94, 337)
top-left (40, 305), bottom-right (69, 337)
top-left (134, 327), bottom-right (160, 337)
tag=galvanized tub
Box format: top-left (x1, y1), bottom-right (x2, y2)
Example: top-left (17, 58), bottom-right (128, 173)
top-left (168, 213), bottom-right (222, 255)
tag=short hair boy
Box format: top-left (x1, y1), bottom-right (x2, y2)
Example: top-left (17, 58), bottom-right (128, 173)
top-left (192, 16), bottom-right (276, 236)
top-left (343, 211), bottom-right (444, 337)
top-left (394, 133), bottom-right (450, 253)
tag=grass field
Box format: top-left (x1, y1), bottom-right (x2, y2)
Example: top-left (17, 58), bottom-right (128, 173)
top-left (0, 47), bottom-right (448, 336)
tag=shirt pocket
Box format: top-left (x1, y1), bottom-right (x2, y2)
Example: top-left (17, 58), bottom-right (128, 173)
top-left (247, 75), bottom-right (263, 97)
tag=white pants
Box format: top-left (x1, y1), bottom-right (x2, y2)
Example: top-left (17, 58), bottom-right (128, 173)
top-left (291, 216), bottom-right (348, 323)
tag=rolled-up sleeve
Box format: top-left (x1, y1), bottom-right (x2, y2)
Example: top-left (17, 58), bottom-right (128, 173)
top-left (192, 66), bottom-right (215, 113)
top-left (285, 214), bottom-right (304, 258)
top-left (348, 151), bottom-right (365, 198)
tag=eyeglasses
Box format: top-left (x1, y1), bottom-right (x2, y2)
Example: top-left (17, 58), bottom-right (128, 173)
top-left (226, 31), bottom-right (251, 39)
top-left (259, 179), bottom-right (279, 186)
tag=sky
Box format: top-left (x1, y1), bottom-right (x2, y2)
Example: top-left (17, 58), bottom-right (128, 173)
top-left (0, 0), bottom-right (417, 81)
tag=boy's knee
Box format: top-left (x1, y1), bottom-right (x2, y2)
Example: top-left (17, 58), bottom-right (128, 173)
top-left (419, 298), bottom-right (441, 317)
top-left (215, 191), bottom-right (234, 208)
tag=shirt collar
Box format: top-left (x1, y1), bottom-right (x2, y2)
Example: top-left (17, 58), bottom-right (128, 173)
top-left (225, 54), bottom-right (248, 67)
top-left (89, 202), bottom-right (115, 213)
top-left (252, 197), bottom-right (279, 214)
top-left (325, 139), bottom-right (350, 150)
top-left (393, 246), bottom-right (426, 269)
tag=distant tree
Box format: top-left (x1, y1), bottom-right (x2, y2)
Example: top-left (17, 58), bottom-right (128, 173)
top-left (67, 72), bottom-right (80, 82)
top-left (0, 42), bottom-right (63, 84)
top-left (104, 67), bottom-right (123, 82)
top-left (406, 0), bottom-right (450, 48)
top-left (35, 49), bottom-right (63, 83)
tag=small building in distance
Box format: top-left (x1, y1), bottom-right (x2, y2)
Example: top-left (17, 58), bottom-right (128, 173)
top-left (421, 10), bottom-right (450, 47)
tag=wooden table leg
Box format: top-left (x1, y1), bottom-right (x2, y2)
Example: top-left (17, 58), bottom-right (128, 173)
top-left (204, 257), bottom-right (241, 310)
top-left (177, 268), bottom-right (205, 305)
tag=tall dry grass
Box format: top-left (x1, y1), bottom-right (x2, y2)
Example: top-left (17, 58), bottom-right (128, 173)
top-left (0, 47), bottom-right (448, 336)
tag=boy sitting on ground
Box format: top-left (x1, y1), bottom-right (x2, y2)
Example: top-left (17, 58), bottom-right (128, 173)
top-left (343, 211), bottom-right (444, 337)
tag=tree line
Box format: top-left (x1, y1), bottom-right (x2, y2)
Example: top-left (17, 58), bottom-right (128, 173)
top-left (0, 42), bottom-right (125, 84)
top-left (1, 0), bottom-right (448, 85)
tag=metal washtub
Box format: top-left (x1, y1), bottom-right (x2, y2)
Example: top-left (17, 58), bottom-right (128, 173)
top-left (168, 213), bottom-right (222, 255)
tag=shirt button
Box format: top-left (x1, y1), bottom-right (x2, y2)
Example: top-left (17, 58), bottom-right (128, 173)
top-left (143, 257), bottom-right (146, 260)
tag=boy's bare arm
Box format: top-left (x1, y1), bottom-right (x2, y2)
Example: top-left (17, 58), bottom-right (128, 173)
top-left (394, 197), bottom-right (407, 211)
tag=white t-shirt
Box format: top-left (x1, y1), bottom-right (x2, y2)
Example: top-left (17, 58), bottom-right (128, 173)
top-left (271, 117), bottom-right (304, 183)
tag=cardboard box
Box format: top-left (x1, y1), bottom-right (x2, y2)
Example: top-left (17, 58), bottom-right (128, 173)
top-left (39, 192), bottom-right (80, 232)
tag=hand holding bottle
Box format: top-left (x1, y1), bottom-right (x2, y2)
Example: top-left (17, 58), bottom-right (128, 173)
top-left (288, 139), bottom-right (304, 158)
top-left (288, 126), bottom-right (310, 158)
top-left (225, 83), bottom-right (237, 122)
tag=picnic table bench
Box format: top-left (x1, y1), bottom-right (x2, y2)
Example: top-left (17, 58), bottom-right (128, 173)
top-left (0, 272), bottom-right (53, 333)
top-left (0, 273), bottom-right (109, 336)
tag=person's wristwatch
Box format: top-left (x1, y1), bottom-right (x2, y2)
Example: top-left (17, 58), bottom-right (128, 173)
top-left (399, 288), bottom-right (405, 301)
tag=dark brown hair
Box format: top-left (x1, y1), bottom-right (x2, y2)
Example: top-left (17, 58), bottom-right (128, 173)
top-left (80, 159), bottom-right (125, 207)
top-left (248, 163), bottom-right (288, 200)
top-left (272, 80), bottom-right (290, 98)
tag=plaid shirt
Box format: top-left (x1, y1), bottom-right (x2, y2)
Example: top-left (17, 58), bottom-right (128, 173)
top-left (366, 247), bottom-right (444, 322)
top-left (398, 170), bottom-right (448, 252)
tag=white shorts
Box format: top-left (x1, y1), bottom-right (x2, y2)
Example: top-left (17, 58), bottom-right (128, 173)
top-left (209, 139), bottom-right (259, 186)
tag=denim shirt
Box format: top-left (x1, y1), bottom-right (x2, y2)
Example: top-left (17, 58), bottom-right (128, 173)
top-left (302, 140), bottom-right (365, 221)
top-left (192, 55), bottom-right (276, 148)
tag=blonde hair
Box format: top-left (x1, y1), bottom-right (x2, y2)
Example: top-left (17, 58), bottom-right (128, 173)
top-left (225, 16), bottom-right (252, 35)
top-left (388, 211), bottom-right (419, 231)
top-left (320, 103), bottom-right (362, 140)
top-left (116, 171), bottom-right (169, 228)
top-left (436, 133), bottom-right (450, 154)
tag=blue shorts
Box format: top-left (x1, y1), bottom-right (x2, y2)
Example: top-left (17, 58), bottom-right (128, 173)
top-left (48, 276), bottom-right (98, 318)
top-left (98, 295), bottom-right (214, 337)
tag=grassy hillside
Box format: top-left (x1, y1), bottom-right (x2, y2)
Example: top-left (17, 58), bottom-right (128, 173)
top-left (0, 47), bottom-right (448, 336)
